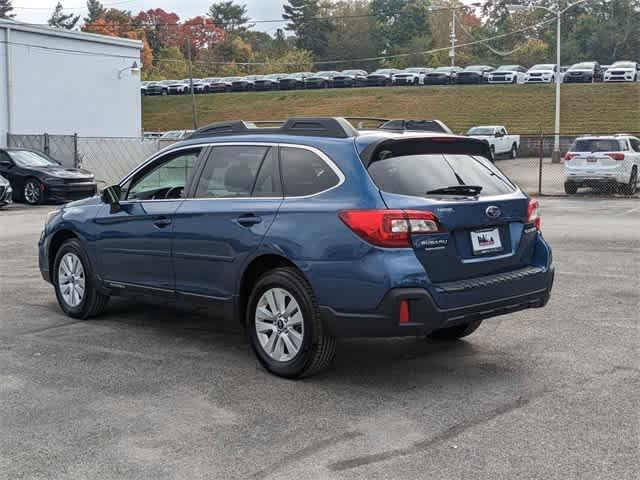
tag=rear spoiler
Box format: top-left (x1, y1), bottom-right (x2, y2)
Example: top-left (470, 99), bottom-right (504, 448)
top-left (359, 136), bottom-right (495, 167)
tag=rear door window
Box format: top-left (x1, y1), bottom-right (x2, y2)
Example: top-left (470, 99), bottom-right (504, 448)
top-left (194, 146), bottom-right (279, 198)
top-left (367, 154), bottom-right (515, 197)
top-left (280, 147), bottom-right (341, 197)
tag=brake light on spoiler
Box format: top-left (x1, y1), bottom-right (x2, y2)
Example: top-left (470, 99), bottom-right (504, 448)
top-left (339, 209), bottom-right (441, 248)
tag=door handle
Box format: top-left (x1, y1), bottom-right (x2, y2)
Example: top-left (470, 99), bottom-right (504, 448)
top-left (153, 217), bottom-right (172, 228)
top-left (236, 214), bottom-right (262, 227)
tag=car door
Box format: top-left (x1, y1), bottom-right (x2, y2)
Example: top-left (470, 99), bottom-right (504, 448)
top-left (94, 147), bottom-right (203, 291)
top-left (499, 128), bottom-right (510, 153)
top-left (171, 144), bottom-right (283, 302)
top-left (0, 151), bottom-right (17, 187)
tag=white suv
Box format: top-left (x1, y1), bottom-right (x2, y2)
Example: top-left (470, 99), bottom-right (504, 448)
top-left (603, 61), bottom-right (639, 82)
top-left (564, 135), bottom-right (640, 195)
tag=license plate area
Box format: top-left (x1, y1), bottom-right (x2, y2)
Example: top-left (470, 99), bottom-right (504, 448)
top-left (586, 157), bottom-right (597, 163)
top-left (470, 228), bottom-right (503, 255)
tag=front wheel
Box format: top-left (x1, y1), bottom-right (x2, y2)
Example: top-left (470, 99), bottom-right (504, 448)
top-left (247, 267), bottom-right (336, 378)
top-left (53, 239), bottom-right (109, 319)
top-left (23, 179), bottom-right (43, 205)
top-left (427, 319), bottom-right (482, 340)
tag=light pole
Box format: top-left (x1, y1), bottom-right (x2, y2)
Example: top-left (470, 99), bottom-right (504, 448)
top-left (508, 1), bottom-right (587, 163)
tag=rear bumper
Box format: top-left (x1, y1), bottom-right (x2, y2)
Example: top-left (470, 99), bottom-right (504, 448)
top-left (565, 169), bottom-right (626, 184)
top-left (321, 266), bottom-right (554, 337)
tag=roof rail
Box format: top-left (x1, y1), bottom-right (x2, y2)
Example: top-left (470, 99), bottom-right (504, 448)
top-left (378, 119), bottom-right (453, 134)
top-left (188, 117), bottom-right (359, 139)
top-left (343, 117), bottom-right (390, 129)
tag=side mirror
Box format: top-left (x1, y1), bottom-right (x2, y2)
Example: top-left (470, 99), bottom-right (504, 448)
top-left (0, 160), bottom-right (12, 169)
top-left (495, 132), bottom-right (504, 138)
top-left (101, 184), bottom-right (122, 206)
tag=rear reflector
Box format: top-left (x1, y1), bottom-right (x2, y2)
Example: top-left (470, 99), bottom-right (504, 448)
top-left (399, 300), bottom-right (410, 324)
top-left (527, 199), bottom-right (541, 230)
top-left (339, 209), bottom-right (441, 248)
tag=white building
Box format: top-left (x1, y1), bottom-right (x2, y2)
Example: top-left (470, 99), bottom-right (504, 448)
top-left (0, 20), bottom-right (143, 146)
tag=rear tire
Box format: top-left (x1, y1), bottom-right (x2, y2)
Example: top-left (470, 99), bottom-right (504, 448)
top-left (247, 267), bottom-right (336, 378)
top-left (620, 167), bottom-right (638, 196)
top-left (53, 239), bottom-right (109, 319)
top-left (510, 143), bottom-right (518, 159)
top-left (564, 181), bottom-right (578, 194)
top-left (427, 319), bottom-right (482, 340)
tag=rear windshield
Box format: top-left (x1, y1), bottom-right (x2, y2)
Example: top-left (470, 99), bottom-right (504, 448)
top-left (572, 139), bottom-right (624, 152)
top-left (368, 154), bottom-right (515, 197)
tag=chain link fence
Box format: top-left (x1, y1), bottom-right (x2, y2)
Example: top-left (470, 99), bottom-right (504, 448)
top-left (7, 131), bottom-right (640, 197)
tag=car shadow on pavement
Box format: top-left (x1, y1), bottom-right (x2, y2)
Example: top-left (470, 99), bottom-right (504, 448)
top-left (92, 297), bottom-right (519, 390)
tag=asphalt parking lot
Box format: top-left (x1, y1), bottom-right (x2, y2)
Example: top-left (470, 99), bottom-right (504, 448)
top-left (1, 198), bottom-right (638, 480)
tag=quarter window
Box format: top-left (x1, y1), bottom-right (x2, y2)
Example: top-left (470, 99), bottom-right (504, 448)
top-left (194, 146), bottom-right (278, 198)
top-left (127, 148), bottom-right (201, 200)
top-left (280, 147), bottom-right (340, 197)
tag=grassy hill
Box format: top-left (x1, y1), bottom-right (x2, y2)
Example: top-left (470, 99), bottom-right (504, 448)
top-left (143, 83), bottom-right (640, 135)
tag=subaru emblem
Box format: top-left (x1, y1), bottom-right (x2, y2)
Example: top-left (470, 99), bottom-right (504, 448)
top-left (486, 206), bottom-right (501, 218)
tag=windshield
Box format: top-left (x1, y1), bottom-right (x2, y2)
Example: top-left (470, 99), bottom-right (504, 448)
top-left (467, 127), bottom-right (495, 136)
top-left (342, 70), bottom-right (362, 75)
top-left (611, 62), bottom-right (635, 68)
top-left (497, 65), bottom-right (518, 71)
top-left (434, 67), bottom-right (455, 72)
top-left (464, 66), bottom-right (487, 71)
top-left (572, 139), bottom-right (624, 152)
top-left (7, 150), bottom-right (57, 168)
top-left (225, 77), bottom-right (241, 82)
top-left (570, 63), bottom-right (594, 70)
top-left (529, 64), bottom-right (554, 71)
top-left (368, 154), bottom-right (515, 197)
top-left (404, 68), bottom-right (424, 73)
top-left (372, 69), bottom-right (393, 75)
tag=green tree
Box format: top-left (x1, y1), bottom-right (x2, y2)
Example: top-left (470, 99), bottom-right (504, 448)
top-left (84, 0), bottom-right (105, 24)
top-left (150, 47), bottom-right (187, 79)
top-left (48, 2), bottom-right (81, 30)
top-left (208, 1), bottom-right (252, 33)
top-left (370, 0), bottom-right (433, 55)
top-left (326, 0), bottom-right (377, 68)
top-left (0, 0), bottom-right (15, 19)
top-left (282, 0), bottom-right (333, 58)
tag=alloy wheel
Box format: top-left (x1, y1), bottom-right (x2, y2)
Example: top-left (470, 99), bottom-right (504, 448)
top-left (24, 181), bottom-right (41, 205)
top-left (254, 287), bottom-right (304, 362)
top-left (58, 253), bottom-right (86, 308)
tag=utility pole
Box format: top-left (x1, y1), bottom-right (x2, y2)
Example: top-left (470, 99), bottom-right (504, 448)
top-left (552, 5), bottom-right (562, 163)
top-left (450, 7), bottom-right (456, 67)
top-left (186, 35), bottom-right (198, 130)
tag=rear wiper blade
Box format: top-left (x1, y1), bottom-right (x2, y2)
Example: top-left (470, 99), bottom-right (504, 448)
top-left (426, 185), bottom-right (483, 195)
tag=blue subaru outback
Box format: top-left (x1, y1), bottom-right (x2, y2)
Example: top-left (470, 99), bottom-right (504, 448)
top-left (39, 117), bottom-right (554, 378)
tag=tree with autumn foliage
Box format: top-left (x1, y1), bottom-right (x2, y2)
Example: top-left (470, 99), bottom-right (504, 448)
top-left (82, 10), bottom-right (153, 72)
top-left (135, 9), bottom-right (181, 56)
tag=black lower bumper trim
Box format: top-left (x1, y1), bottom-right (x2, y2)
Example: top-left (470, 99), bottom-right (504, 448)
top-left (321, 267), bottom-right (554, 337)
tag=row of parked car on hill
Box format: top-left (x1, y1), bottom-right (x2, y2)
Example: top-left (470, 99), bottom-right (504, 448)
top-left (141, 61), bottom-right (639, 95)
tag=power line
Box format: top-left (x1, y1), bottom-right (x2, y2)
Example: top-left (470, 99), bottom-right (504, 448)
top-left (150, 16), bottom-right (558, 67)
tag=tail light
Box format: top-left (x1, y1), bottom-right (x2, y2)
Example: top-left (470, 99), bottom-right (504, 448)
top-left (338, 209), bottom-right (441, 248)
top-left (606, 152), bottom-right (625, 161)
top-left (527, 199), bottom-right (541, 231)
top-left (564, 152), bottom-right (577, 161)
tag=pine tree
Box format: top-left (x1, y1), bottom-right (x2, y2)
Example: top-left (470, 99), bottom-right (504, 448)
top-left (208, 1), bottom-right (252, 33)
top-left (84, 0), bottom-right (105, 24)
top-left (282, 0), bottom-right (332, 58)
top-left (0, 0), bottom-right (15, 19)
top-left (48, 2), bottom-right (80, 30)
